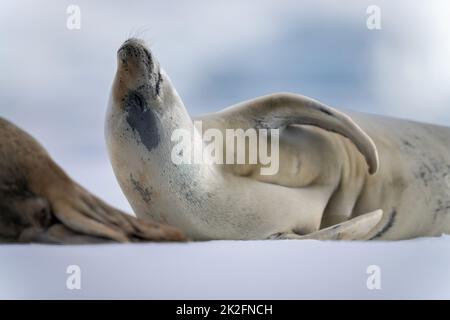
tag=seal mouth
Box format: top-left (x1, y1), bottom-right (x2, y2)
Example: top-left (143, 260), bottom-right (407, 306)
top-left (117, 38), bottom-right (147, 57)
top-left (117, 38), bottom-right (154, 69)
top-left (116, 38), bottom-right (162, 97)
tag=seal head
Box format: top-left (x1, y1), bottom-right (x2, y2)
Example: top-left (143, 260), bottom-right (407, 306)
top-left (116, 38), bottom-right (162, 99)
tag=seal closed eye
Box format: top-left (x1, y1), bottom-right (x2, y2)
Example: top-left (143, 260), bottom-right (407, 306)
top-left (125, 91), bottom-right (161, 152)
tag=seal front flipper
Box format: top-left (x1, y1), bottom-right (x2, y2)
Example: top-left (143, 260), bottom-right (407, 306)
top-left (0, 117), bottom-right (186, 243)
top-left (18, 224), bottom-right (117, 244)
top-left (270, 209), bottom-right (383, 240)
top-left (49, 185), bottom-right (186, 242)
top-left (207, 92), bottom-right (379, 175)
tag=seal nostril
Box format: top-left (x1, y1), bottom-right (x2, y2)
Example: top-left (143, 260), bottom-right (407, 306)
top-left (118, 38), bottom-right (147, 54)
top-left (117, 40), bottom-right (155, 72)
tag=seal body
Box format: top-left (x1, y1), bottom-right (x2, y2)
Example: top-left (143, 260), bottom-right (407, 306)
top-left (0, 117), bottom-right (185, 243)
top-left (333, 112), bottom-right (450, 239)
top-left (106, 38), bottom-right (450, 240)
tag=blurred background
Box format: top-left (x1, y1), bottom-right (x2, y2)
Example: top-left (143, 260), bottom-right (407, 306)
top-left (1, 1), bottom-right (450, 212)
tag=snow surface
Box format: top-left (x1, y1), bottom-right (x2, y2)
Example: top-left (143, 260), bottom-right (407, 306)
top-left (1, 236), bottom-right (450, 299)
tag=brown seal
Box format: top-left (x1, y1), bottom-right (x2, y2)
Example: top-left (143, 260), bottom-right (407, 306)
top-left (0, 117), bottom-right (186, 243)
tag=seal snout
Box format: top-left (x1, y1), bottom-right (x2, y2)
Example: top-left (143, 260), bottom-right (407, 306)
top-left (115, 38), bottom-right (162, 98)
top-left (117, 38), bottom-right (154, 68)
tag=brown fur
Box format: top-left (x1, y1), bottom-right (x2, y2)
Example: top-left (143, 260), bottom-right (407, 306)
top-left (0, 117), bottom-right (186, 243)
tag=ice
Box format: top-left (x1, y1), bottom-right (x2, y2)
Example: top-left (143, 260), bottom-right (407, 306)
top-left (0, 237), bottom-right (449, 299)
